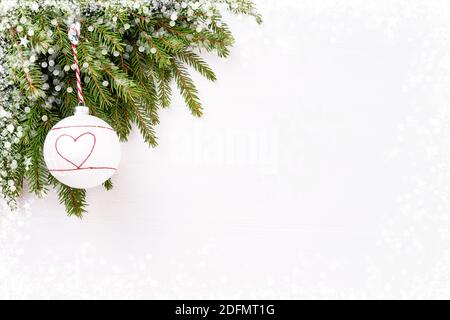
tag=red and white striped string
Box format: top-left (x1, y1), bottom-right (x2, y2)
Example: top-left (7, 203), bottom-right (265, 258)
top-left (68, 22), bottom-right (85, 106)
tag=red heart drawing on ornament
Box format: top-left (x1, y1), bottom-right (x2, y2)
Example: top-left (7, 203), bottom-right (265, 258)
top-left (55, 132), bottom-right (96, 169)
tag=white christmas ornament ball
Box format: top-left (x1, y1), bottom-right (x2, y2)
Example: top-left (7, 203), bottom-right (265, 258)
top-left (44, 106), bottom-right (121, 189)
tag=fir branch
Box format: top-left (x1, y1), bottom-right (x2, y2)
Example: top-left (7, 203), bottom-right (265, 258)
top-left (154, 66), bottom-right (173, 109)
top-left (25, 142), bottom-right (48, 196)
top-left (110, 96), bottom-right (132, 141)
top-left (88, 23), bottom-right (125, 54)
top-left (128, 46), bottom-right (159, 124)
top-left (23, 112), bottom-right (50, 196)
top-left (128, 98), bottom-right (158, 147)
top-left (225, 0), bottom-right (263, 24)
top-left (79, 45), bottom-right (115, 110)
top-left (103, 179), bottom-right (113, 191)
top-left (172, 60), bottom-right (203, 117)
top-left (176, 50), bottom-right (217, 81)
top-left (57, 183), bottom-right (87, 218)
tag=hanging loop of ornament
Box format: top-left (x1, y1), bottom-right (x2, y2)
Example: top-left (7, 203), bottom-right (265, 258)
top-left (68, 22), bottom-right (85, 107)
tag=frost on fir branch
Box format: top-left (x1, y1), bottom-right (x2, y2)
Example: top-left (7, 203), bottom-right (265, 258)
top-left (0, 0), bottom-right (261, 216)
